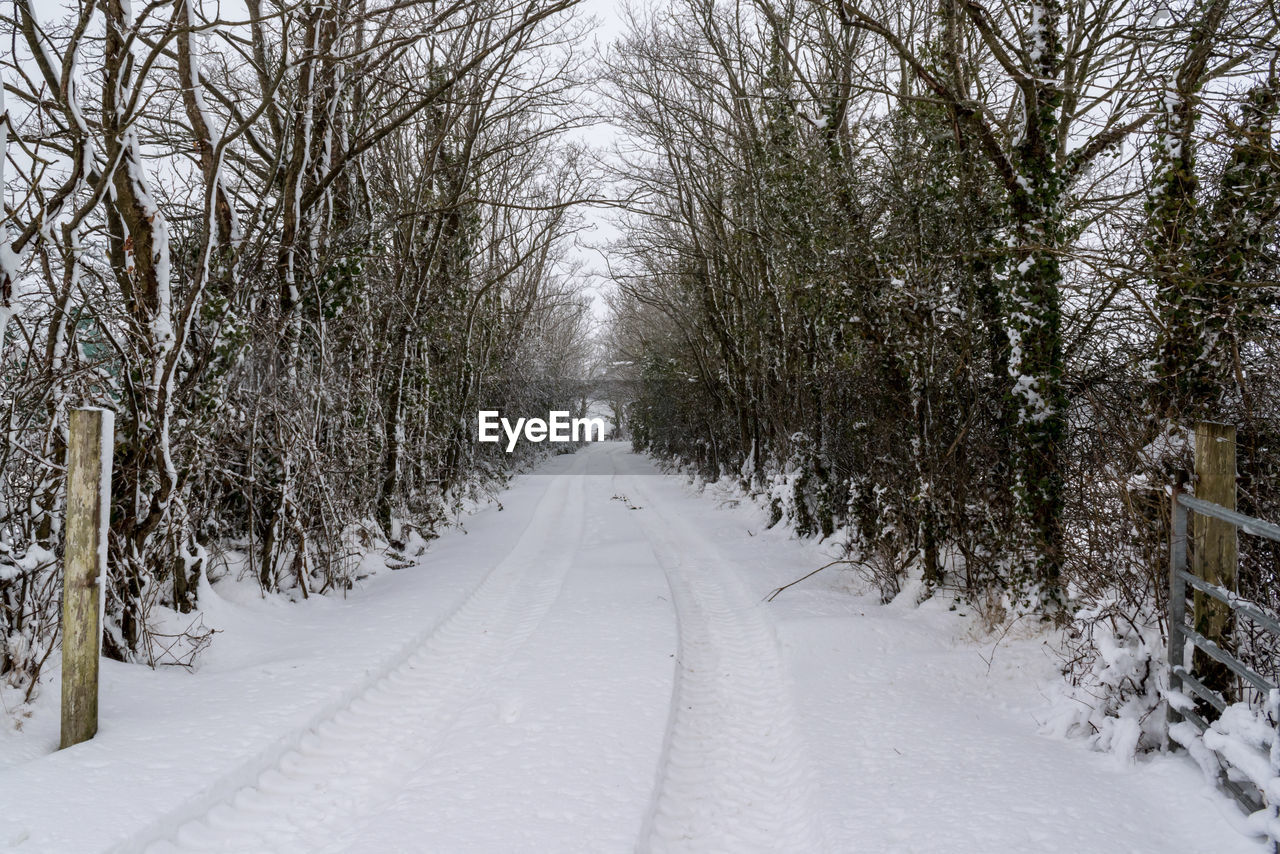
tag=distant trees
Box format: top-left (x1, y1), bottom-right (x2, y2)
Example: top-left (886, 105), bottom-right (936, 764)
top-left (607, 0), bottom-right (1280, 628)
top-left (1, 0), bottom-right (592, 690)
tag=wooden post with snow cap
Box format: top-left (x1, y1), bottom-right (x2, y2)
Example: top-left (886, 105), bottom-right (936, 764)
top-left (60, 408), bottom-right (113, 749)
top-left (1192, 420), bottom-right (1237, 703)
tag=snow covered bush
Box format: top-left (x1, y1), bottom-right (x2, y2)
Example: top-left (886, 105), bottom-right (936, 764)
top-left (0, 541), bottom-right (60, 701)
top-left (765, 434), bottom-right (837, 540)
top-left (1047, 599), bottom-right (1169, 760)
top-left (843, 474), bottom-right (913, 603)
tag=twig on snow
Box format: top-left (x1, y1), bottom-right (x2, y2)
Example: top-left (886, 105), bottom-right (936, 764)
top-left (765, 559), bottom-right (856, 602)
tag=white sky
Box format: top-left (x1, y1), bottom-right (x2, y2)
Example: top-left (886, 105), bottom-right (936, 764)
top-left (570, 0), bottom-right (630, 324)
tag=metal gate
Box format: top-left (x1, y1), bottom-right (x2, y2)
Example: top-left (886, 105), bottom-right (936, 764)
top-left (1168, 489), bottom-right (1280, 821)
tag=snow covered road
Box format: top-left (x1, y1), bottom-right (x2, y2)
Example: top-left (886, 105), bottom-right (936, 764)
top-left (0, 443), bottom-right (1264, 852)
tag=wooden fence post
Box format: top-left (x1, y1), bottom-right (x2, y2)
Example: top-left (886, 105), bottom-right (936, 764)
top-left (1192, 420), bottom-right (1237, 703)
top-left (60, 408), bottom-right (113, 749)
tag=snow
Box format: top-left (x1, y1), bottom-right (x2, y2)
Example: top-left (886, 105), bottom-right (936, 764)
top-left (124, 130), bottom-right (174, 363)
top-left (1042, 599), bottom-right (1169, 761)
top-left (1, 81), bottom-right (25, 338)
top-left (1029, 4), bottom-right (1048, 64)
top-left (0, 544), bottom-right (54, 586)
top-left (0, 443), bottom-right (1263, 852)
top-left (629, 472), bottom-right (823, 852)
top-left (1202, 702), bottom-right (1278, 796)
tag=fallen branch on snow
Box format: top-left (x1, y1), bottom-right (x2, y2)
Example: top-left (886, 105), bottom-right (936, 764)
top-left (765, 559), bottom-right (857, 602)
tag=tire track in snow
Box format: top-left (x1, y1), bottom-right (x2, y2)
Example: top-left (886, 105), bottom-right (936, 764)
top-left (625, 470), bottom-right (824, 854)
top-left (123, 467), bottom-right (587, 854)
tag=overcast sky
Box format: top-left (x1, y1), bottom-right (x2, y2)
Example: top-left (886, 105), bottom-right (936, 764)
top-left (569, 0), bottom-right (631, 324)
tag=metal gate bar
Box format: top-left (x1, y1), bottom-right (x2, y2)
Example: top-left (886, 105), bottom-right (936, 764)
top-left (1168, 490), bottom-right (1280, 823)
